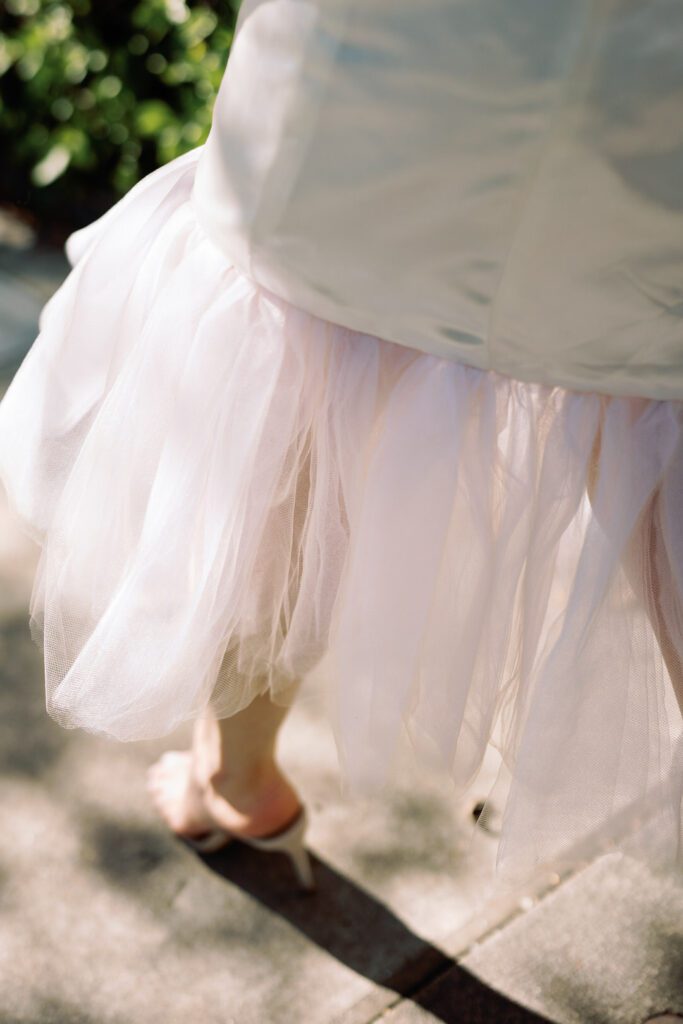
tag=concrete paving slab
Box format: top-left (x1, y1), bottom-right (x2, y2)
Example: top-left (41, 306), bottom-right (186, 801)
top-left (365, 963), bottom-right (557, 1023)
top-left (382, 819), bottom-right (683, 1024)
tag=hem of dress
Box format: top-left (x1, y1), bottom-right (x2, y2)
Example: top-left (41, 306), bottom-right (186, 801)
top-left (190, 175), bottom-right (683, 406)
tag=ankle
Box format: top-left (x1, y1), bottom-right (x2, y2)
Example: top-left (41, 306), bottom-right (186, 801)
top-left (205, 757), bottom-right (280, 802)
top-left (203, 760), bottom-right (302, 837)
top-left (191, 713), bottom-right (277, 792)
top-left (190, 711), bottom-right (302, 831)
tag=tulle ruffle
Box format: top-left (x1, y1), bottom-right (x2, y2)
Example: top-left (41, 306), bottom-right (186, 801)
top-left (0, 146), bottom-right (681, 886)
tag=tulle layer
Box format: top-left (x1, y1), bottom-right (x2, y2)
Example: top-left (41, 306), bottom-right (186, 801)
top-left (0, 146), bottom-right (681, 885)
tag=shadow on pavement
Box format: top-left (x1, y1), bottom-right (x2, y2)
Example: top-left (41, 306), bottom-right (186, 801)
top-left (195, 844), bottom-right (554, 1024)
top-left (0, 605), bottom-right (549, 1023)
top-left (0, 999), bottom-right (118, 1024)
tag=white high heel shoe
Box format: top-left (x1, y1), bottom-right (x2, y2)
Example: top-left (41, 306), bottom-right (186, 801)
top-left (184, 803), bottom-right (316, 892)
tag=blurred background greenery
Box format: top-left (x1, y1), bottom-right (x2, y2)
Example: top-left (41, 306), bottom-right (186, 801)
top-left (0, 0), bottom-right (239, 244)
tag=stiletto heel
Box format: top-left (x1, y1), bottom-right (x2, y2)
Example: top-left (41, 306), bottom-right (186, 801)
top-left (286, 841), bottom-right (316, 891)
top-left (237, 804), bottom-right (316, 892)
top-left (185, 804), bottom-right (316, 892)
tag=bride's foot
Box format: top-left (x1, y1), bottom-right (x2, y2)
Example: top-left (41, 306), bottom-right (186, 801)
top-left (146, 749), bottom-right (304, 843)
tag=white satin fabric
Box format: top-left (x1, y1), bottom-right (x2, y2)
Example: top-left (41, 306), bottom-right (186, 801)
top-left (193, 0), bottom-right (683, 400)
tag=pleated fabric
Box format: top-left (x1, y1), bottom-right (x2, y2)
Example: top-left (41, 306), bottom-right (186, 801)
top-left (0, 146), bottom-right (681, 885)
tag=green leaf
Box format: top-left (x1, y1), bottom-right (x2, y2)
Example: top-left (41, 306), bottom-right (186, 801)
top-left (134, 98), bottom-right (173, 136)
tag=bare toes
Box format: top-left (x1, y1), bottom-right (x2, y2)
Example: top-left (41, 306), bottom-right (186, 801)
top-left (145, 748), bottom-right (216, 838)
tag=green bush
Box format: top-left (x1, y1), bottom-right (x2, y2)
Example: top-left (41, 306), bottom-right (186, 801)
top-left (0, 0), bottom-right (239, 241)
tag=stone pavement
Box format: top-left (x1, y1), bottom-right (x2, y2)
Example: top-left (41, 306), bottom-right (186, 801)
top-left (0, 225), bottom-right (681, 1024)
top-left (0, 218), bottom-right (69, 374)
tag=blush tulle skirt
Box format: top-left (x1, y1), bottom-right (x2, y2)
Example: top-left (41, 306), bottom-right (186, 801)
top-left (0, 146), bottom-right (681, 886)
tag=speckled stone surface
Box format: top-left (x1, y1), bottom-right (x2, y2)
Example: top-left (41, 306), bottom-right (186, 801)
top-left (382, 819), bottom-right (683, 1024)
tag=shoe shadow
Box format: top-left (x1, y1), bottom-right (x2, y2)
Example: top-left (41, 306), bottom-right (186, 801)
top-left (198, 844), bottom-right (553, 1024)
